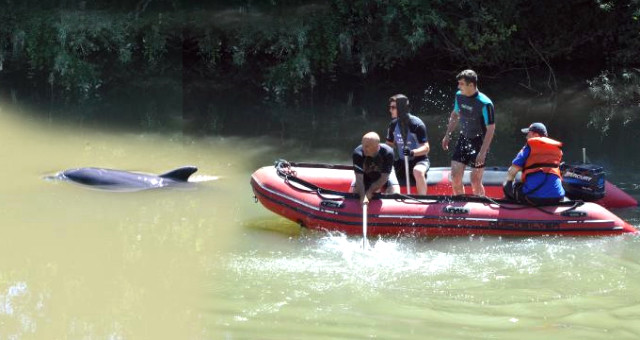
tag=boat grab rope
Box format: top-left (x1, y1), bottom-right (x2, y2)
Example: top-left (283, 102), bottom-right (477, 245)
top-left (483, 195), bottom-right (584, 216)
top-left (393, 192), bottom-right (583, 216)
top-left (273, 159), bottom-right (585, 215)
top-left (275, 159), bottom-right (354, 200)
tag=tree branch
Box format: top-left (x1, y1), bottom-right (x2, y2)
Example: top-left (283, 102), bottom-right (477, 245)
top-left (528, 38), bottom-right (557, 93)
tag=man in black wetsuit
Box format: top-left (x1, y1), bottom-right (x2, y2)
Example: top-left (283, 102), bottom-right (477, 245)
top-left (441, 69), bottom-right (496, 196)
top-left (352, 131), bottom-right (400, 204)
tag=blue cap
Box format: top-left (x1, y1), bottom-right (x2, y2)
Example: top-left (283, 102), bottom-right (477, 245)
top-left (521, 122), bottom-right (548, 136)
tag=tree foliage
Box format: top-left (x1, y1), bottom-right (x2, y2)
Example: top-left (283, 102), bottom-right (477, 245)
top-left (0, 0), bottom-right (638, 130)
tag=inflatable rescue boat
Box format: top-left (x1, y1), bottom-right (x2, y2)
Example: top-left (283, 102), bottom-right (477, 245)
top-left (250, 161), bottom-right (637, 237)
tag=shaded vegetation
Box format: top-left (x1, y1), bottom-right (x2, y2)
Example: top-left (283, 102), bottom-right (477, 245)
top-left (0, 0), bottom-right (638, 133)
top-left (587, 68), bottom-right (640, 134)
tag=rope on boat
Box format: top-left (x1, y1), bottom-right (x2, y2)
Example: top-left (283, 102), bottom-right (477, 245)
top-left (273, 159), bottom-right (585, 215)
top-left (393, 193), bottom-right (583, 215)
top-left (275, 159), bottom-right (357, 199)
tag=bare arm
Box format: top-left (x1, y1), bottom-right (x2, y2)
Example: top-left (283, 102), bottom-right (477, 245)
top-left (504, 164), bottom-right (522, 182)
top-left (475, 123), bottom-right (495, 166)
top-left (366, 173), bottom-right (390, 199)
top-left (354, 173), bottom-right (366, 203)
top-left (441, 111), bottom-right (459, 150)
top-left (412, 141), bottom-right (430, 157)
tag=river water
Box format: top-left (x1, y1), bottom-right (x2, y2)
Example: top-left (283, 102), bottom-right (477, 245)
top-left (1, 83), bottom-right (640, 339)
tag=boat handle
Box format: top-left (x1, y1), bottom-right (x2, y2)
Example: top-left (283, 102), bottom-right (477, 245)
top-left (443, 206), bottom-right (469, 214)
top-left (560, 210), bottom-right (587, 217)
top-left (321, 200), bottom-right (344, 209)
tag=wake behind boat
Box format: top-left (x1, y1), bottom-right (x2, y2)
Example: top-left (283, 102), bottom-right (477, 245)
top-left (250, 161), bottom-right (637, 237)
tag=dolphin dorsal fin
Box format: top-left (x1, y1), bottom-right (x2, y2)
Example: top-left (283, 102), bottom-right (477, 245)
top-left (159, 166), bottom-right (198, 181)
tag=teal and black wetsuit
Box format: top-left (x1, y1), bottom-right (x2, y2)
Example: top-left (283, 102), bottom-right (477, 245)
top-left (454, 90), bottom-right (495, 138)
top-left (451, 91), bottom-right (495, 167)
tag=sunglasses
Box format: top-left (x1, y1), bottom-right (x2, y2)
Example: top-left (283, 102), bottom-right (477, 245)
top-left (389, 105), bottom-right (397, 109)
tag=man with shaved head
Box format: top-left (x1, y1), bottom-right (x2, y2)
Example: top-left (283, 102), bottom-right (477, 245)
top-left (352, 131), bottom-right (400, 204)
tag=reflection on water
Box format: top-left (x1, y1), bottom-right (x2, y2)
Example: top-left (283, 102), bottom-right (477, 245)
top-left (2, 98), bottom-right (640, 339)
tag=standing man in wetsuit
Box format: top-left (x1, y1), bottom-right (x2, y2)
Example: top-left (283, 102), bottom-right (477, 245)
top-left (352, 131), bottom-right (400, 204)
top-left (503, 122), bottom-right (565, 204)
top-left (441, 70), bottom-right (495, 196)
top-left (386, 94), bottom-right (430, 195)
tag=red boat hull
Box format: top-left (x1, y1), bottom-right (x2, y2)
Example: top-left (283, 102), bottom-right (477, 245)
top-left (251, 164), bottom-right (637, 237)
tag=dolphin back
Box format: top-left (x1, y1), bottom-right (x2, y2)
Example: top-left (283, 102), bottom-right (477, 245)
top-left (159, 166), bottom-right (198, 182)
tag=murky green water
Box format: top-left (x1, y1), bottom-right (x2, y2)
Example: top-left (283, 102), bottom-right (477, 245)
top-left (1, 96), bottom-right (640, 339)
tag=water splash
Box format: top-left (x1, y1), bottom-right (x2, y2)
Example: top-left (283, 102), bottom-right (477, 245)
top-left (419, 84), bottom-right (454, 115)
top-left (224, 233), bottom-right (639, 297)
top-left (213, 232), bottom-right (640, 335)
top-left (0, 282), bottom-right (28, 315)
top-left (189, 174), bottom-right (220, 182)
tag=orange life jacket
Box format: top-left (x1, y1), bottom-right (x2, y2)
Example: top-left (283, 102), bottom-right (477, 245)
top-left (522, 137), bottom-right (563, 182)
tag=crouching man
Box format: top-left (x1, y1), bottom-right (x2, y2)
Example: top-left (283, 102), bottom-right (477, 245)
top-left (352, 132), bottom-right (401, 204)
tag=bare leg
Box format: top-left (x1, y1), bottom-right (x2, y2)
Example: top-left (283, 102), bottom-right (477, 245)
top-left (470, 167), bottom-right (485, 196)
top-left (413, 163), bottom-right (428, 195)
top-left (386, 184), bottom-right (401, 194)
top-left (451, 161), bottom-right (466, 195)
top-left (386, 170), bottom-right (401, 194)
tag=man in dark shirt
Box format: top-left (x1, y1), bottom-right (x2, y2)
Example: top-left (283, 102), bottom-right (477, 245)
top-left (352, 131), bottom-right (400, 204)
top-left (386, 94), bottom-right (430, 195)
top-left (441, 69), bottom-right (496, 196)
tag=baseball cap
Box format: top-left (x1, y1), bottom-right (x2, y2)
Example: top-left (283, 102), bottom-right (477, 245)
top-left (521, 122), bottom-right (548, 136)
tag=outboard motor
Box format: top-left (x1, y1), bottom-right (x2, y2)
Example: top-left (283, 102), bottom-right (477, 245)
top-left (560, 163), bottom-right (605, 201)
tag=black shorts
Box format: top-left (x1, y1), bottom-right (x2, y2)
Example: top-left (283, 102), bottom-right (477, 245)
top-left (452, 134), bottom-right (486, 168)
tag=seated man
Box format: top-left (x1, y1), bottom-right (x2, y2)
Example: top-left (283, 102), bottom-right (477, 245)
top-left (352, 131), bottom-right (400, 204)
top-left (503, 122), bottom-right (565, 205)
top-left (386, 94), bottom-right (430, 195)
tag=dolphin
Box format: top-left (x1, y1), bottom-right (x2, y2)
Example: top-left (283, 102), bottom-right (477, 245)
top-left (53, 166), bottom-right (198, 191)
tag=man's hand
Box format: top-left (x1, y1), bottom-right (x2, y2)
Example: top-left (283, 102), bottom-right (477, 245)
top-left (441, 135), bottom-right (450, 151)
top-left (361, 190), bottom-right (374, 205)
top-left (366, 190), bottom-right (374, 202)
top-left (475, 151), bottom-right (487, 167)
top-left (402, 148), bottom-right (413, 157)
